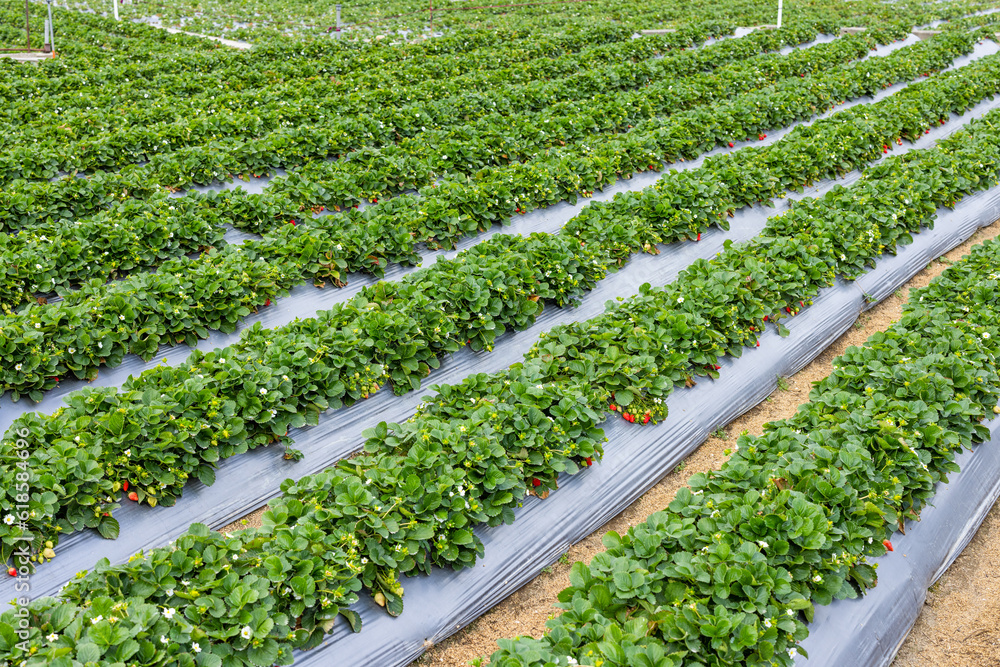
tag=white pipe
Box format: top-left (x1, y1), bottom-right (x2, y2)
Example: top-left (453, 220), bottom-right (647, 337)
top-left (777, 0), bottom-right (783, 28)
top-left (112, 0), bottom-right (119, 21)
top-left (46, 0), bottom-right (55, 52)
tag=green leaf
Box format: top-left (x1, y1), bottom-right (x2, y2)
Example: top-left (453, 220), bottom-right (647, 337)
top-left (615, 389), bottom-right (634, 407)
top-left (339, 609), bottom-right (363, 633)
top-left (97, 516), bottom-right (120, 540)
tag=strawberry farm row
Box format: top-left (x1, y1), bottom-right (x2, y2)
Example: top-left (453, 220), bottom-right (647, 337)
top-left (0, 21), bottom-right (822, 233)
top-left (0, 25), bottom-right (891, 311)
top-left (81, 0), bottom-right (992, 42)
top-left (1, 23), bottom-right (826, 198)
top-left (485, 216), bottom-right (1000, 667)
top-left (0, 28), bottom-right (959, 398)
top-left (0, 32), bottom-right (993, 558)
top-left (0, 8), bottom-right (618, 90)
top-left (3, 88), bottom-right (1000, 667)
top-left (5, 23), bottom-right (734, 161)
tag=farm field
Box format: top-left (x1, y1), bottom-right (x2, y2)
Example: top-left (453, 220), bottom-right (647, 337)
top-left (4, 0), bottom-right (1000, 666)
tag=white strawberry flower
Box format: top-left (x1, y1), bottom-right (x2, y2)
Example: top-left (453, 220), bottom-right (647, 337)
top-left (162, 607), bottom-right (175, 620)
top-left (241, 626), bottom-right (253, 639)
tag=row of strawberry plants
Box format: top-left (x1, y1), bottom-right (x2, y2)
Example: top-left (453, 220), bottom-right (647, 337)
top-left (0, 12), bottom-right (619, 97)
top-left (235, 23), bottom-right (852, 228)
top-left (135, 0), bottom-right (978, 42)
top-left (3, 23), bottom-right (664, 152)
top-left (3, 96), bottom-right (999, 667)
top-left (0, 21), bottom-right (816, 231)
top-left (6, 17), bottom-right (736, 136)
top-left (0, 194), bottom-right (229, 313)
top-left (562, 33), bottom-right (1000, 269)
top-left (0, 18), bottom-right (857, 302)
top-left (204, 26), bottom-right (954, 238)
top-left (485, 213), bottom-right (1000, 667)
top-left (0, 26), bottom-right (867, 314)
top-left (0, 34), bottom-right (988, 578)
top-left (0, 28), bottom-right (964, 399)
top-left (0, 22), bottom-right (814, 189)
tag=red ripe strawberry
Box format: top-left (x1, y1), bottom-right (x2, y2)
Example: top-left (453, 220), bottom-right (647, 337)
top-left (714, 364), bottom-right (721, 370)
top-left (353, 204), bottom-right (360, 209)
top-left (609, 403), bottom-right (617, 412)
top-left (758, 134), bottom-right (765, 141)
top-left (123, 481), bottom-right (129, 492)
top-left (762, 134), bottom-right (767, 138)
top-left (756, 341), bottom-right (760, 347)
top-left (696, 233), bottom-right (701, 241)
top-left (648, 164), bottom-right (656, 170)
top-left (728, 142), bottom-right (734, 148)
top-left (799, 73), bottom-right (805, 78)
top-left (925, 129), bottom-right (930, 134)
top-left (289, 219), bottom-right (296, 226)
top-left (584, 457), bottom-right (593, 467)
top-left (800, 301), bottom-right (804, 307)
top-left (763, 315), bottom-right (768, 322)
top-left (531, 478), bottom-right (541, 487)
top-left (642, 413), bottom-right (650, 424)
top-left (7, 567), bottom-right (15, 577)
top-left (372, 197), bottom-right (378, 204)
top-left (883, 539), bottom-right (894, 552)
top-left (128, 491), bottom-right (138, 502)
top-left (265, 299), bottom-right (271, 307)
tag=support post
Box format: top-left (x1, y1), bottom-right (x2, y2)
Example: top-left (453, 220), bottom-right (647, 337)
top-left (777, 0), bottom-right (782, 29)
top-left (46, 0), bottom-right (55, 52)
top-left (24, 0), bottom-right (31, 48)
top-left (112, 0), bottom-right (119, 21)
top-left (335, 3), bottom-right (341, 37)
top-left (429, 0), bottom-right (433, 32)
